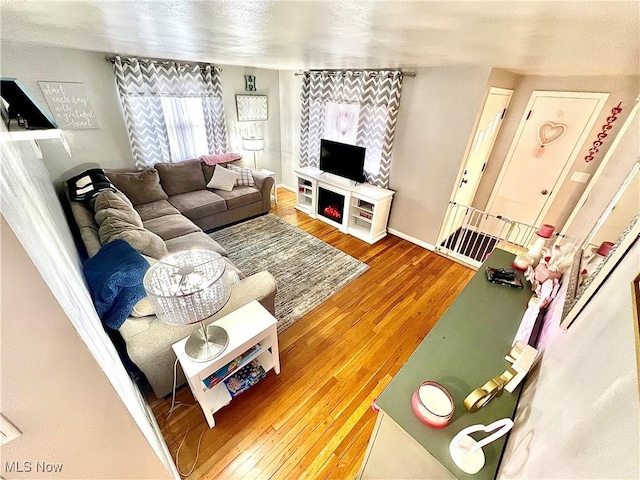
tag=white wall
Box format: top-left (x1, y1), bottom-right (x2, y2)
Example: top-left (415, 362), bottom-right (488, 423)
top-left (0, 42), bottom-right (282, 182)
top-left (473, 74), bottom-right (639, 231)
top-left (219, 66), bottom-right (282, 179)
top-left (499, 239), bottom-right (640, 479)
top-left (278, 70), bottom-right (303, 189)
top-left (388, 66), bottom-right (492, 245)
top-left (275, 66), bottom-right (492, 246)
top-left (0, 42), bottom-right (134, 181)
top-left (563, 103), bottom-right (639, 245)
top-left (0, 129), bottom-right (176, 477)
top-left (1, 218), bottom-right (172, 479)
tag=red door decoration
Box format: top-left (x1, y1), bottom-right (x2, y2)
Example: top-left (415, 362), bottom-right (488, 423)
top-left (584, 102), bottom-right (622, 162)
top-left (536, 122), bottom-right (567, 157)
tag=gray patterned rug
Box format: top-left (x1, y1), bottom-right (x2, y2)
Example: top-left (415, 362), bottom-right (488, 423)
top-left (209, 214), bottom-right (369, 332)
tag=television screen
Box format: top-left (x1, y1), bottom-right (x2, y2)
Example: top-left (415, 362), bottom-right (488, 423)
top-left (319, 139), bottom-right (366, 183)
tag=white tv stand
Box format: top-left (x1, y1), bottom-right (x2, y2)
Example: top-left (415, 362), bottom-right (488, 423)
top-left (294, 166), bottom-right (394, 244)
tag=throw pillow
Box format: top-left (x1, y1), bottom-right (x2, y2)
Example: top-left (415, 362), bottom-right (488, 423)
top-left (226, 164), bottom-right (256, 187)
top-left (66, 168), bottom-right (115, 203)
top-left (207, 165), bottom-right (241, 191)
top-left (106, 169), bottom-right (168, 205)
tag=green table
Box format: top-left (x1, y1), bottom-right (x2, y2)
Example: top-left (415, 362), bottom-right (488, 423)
top-left (376, 249), bottom-right (531, 479)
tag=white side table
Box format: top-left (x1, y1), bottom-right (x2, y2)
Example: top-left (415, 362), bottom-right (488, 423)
top-left (260, 168), bottom-right (277, 205)
top-left (172, 300), bottom-right (280, 428)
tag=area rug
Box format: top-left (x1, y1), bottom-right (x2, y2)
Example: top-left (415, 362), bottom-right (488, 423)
top-left (209, 214), bottom-right (369, 332)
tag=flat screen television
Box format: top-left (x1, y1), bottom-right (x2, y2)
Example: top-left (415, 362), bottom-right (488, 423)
top-left (319, 139), bottom-right (366, 183)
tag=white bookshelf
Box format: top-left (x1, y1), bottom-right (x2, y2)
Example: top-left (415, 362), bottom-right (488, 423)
top-left (172, 301), bottom-right (280, 428)
top-left (295, 176), bottom-right (316, 215)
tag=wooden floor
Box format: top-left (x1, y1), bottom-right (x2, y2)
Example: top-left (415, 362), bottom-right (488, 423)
top-left (148, 188), bottom-right (474, 480)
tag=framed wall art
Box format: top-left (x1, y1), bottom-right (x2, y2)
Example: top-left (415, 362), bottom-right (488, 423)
top-left (236, 94), bottom-right (268, 122)
top-left (38, 81), bottom-right (99, 129)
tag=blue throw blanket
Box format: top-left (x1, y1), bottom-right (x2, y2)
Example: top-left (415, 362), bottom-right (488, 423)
top-left (83, 239), bottom-right (150, 329)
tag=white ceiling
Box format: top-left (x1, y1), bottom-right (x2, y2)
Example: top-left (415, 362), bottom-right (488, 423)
top-left (1, 1), bottom-right (639, 76)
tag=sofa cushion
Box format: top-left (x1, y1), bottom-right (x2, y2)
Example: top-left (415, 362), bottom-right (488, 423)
top-left (130, 256), bottom-right (157, 318)
top-left (135, 200), bottom-right (181, 221)
top-left (70, 202), bottom-right (102, 257)
top-left (143, 214), bottom-right (202, 240)
top-left (164, 231), bottom-right (228, 258)
top-left (222, 257), bottom-right (245, 280)
top-left (94, 191), bottom-right (144, 228)
top-left (226, 164), bottom-right (256, 187)
top-left (215, 186), bottom-right (262, 210)
top-left (155, 160), bottom-right (207, 196)
top-left (107, 169), bottom-right (168, 206)
top-left (168, 190), bottom-right (227, 221)
top-left (207, 165), bottom-right (240, 191)
top-left (95, 214), bottom-right (168, 260)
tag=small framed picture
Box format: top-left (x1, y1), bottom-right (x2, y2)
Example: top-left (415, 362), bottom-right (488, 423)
top-left (236, 94), bottom-right (268, 122)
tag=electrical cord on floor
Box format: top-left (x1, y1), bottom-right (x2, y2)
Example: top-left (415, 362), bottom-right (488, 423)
top-left (167, 357), bottom-right (193, 420)
top-left (175, 424), bottom-right (207, 478)
top-left (166, 357), bottom-right (206, 478)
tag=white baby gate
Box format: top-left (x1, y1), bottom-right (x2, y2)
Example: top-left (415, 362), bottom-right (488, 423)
top-left (436, 202), bottom-right (540, 269)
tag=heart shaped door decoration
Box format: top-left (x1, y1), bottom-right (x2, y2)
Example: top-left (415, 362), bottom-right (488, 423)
top-left (536, 122), bottom-right (567, 157)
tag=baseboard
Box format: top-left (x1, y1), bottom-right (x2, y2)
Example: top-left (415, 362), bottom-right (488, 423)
top-left (278, 184), bottom-right (296, 192)
top-left (387, 228), bottom-right (436, 251)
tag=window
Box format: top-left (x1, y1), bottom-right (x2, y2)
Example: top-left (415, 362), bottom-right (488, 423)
top-left (113, 56), bottom-right (228, 168)
top-left (160, 97), bottom-right (209, 162)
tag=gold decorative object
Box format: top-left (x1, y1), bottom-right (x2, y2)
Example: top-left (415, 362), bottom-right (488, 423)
top-left (464, 368), bottom-right (517, 413)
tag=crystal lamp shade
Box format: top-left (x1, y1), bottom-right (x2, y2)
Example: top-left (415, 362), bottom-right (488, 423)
top-left (143, 250), bottom-right (231, 326)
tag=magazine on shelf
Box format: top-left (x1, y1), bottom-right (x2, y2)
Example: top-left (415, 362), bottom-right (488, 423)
top-left (224, 359), bottom-right (267, 398)
top-left (201, 344), bottom-right (262, 389)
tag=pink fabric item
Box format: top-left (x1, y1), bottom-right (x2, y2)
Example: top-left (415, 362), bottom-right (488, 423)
top-left (199, 153), bottom-right (243, 166)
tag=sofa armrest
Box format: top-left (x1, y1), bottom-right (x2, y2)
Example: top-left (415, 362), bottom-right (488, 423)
top-left (251, 169), bottom-right (275, 211)
top-left (119, 270), bottom-right (277, 397)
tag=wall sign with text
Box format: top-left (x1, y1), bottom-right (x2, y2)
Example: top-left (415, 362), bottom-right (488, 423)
top-left (38, 81), bottom-right (99, 129)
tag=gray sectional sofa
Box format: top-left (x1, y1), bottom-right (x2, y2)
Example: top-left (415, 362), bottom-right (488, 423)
top-left (69, 160), bottom-right (277, 397)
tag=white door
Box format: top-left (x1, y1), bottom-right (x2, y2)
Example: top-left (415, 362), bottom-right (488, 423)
top-left (453, 87), bottom-right (513, 208)
top-left (486, 91), bottom-right (609, 227)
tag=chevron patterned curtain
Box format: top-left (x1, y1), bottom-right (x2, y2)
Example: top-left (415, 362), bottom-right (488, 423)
top-left (113, 56), bottom-right (228, 168)
top-left (299, 70), bottom-right (404, 188)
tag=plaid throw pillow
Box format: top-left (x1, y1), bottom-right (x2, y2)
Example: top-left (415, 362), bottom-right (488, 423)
top-left (226, 164), bottom-right (255, 187)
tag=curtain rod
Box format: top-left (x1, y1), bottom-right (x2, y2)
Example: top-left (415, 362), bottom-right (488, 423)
top-left (104, 56), bottom-right (222, 71)
top-left (294, 70), bottom-right (417, 78)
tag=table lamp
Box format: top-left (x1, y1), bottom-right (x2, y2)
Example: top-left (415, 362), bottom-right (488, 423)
top-left (242, 136), bottom-right (264, 169)
top-left (143, 249), bottom-right (231, 362)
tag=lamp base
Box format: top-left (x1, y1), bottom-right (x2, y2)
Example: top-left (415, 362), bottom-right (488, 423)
top-left (185, 324), bottom-right (229, 362)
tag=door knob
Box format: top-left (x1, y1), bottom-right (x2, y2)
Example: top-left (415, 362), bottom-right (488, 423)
top-left (541, 189), bottom-right (549, 195)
